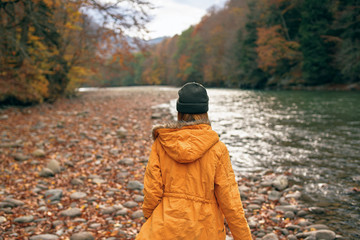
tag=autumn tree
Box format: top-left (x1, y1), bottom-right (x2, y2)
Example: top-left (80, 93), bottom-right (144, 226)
top-left (0, 0), bottom-right (151, 105)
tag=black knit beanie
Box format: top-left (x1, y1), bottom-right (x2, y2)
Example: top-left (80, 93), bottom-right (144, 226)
top-left (176, 82), bottom-right (209, 114)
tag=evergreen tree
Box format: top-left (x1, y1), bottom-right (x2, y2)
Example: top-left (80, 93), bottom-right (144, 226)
top-left (299, 0), bottom-right (336, 85)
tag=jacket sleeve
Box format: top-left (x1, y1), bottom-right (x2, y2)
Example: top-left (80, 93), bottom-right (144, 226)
top-left (142, 140), bottom-right (163, 219)
top-left (214, 144), bottom-right (252, 240)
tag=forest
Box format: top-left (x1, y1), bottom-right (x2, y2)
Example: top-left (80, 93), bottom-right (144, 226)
top-left (1, 0), bottom-right (360, 105)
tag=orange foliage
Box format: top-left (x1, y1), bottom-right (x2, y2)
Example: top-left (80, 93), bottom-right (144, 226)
top-left (256, 25), bottom-right (301, 74)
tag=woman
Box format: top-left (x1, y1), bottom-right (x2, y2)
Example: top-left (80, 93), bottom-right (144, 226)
top-left (136, 82), bottom-right (252, 240)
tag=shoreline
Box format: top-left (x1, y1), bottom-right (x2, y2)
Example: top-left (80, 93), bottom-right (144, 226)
top-left (0, 88), bottom-right (350, 239)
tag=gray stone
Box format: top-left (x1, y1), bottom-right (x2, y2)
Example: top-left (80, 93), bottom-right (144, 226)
top-left (316, 230), bottom-right (336, 240)
top-left (70, 232), bottom-right (95, 240)
top-left (247, 204), bottom-right (261, 211)
top-left (284, 211), bottom-right (295, 219)
top-left (131, 210), bottom-right (144, 219)
top-left (101, 207), bottom-right (117, 215)
top-left (127, 181), bottom-right (144, 190)
top-left (285, 191), bottom-right (301, 199)
top-left (37, 206), bottom-right (48, 212)
top-left (123, 201), bottom-right (138, 208)
top-left (115, 209), bottom-right (128, 216)
top-left (116, 127), bottom-right (127, 138)
top-left (70, 192), bottom-right (87, 200)
top-left (45, 189), bottom-right (63, 202)
top-left (309, 207), bottom-right (325, 214)
top-left (275, 205), bottom-right (299, 213)
top-left (268, 190), bottom-right (282, 201)
top-left (39, 168), bottom-right (55, 177)
top-left (30, 234), bottom-right (59, 240)
top-left (4, 198), bottom-right (25, 206)
top-left (32, 149), bottom-right (46, 157)
top-left (89, 223), bottom-right (101, 229)
top-left (262, 233), bottom-right (278, 240)
top-left (13, 153), bottom-right (29, 161)
top-left (71, 178), bottom-right (84, 185)
top-left (47, 160), bottom-right (61, 173)
top-left (134, 195), bottom-right (144, 202)
top-left (272, 175), bottom-right (288, 191)
top-left (297, 210), bottom-right (308, 217)
top-left (118, 158), bottom-right (134, 166)
top-left (60, 208), bottom-right (82, 218)
top-left (287, 235), bottom-right (297, 240)
top-left (14, 215), bottom-right (34, 223)
top-left (92, 178), bottom-right (106, 184)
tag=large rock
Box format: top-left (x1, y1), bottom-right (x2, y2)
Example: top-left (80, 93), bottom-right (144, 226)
top-left (70, 232), bottom-right (95, 240)
top-left (30, 234), bottom-right (59, 240)
top-left (47, 160), bottom-right (61, 174)
top-left (59, 208), bottom-right (82, 218)
top-left (127, 181), bottom-right (144, 190)
top-left (272, 175), bottom-right (288, 191)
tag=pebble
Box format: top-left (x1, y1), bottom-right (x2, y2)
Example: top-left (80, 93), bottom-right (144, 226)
top-left (39, 168), bottom-right (55, 177)
top-left (89, 223), bottom-right (101, 229)
top-left (247, 204), bottom-right (261, 211)
top-left (30, 234), bottom-right (59, 240)
top-left (262, 233), bottom-right (278, 240)
top-left (272, 175), bottom-right (288, 191)
top-left (116, 127), bottom-right (127, 138)
top-left (123, 201), bottom-right (138, 208)
top-left (14, 215), bottom-right (34, 223)
top-left (13, 153), bottom-right (29, 161)
top-left (309, 207), bottom-right (325, 214)
top-left (285, 191), bottom-right (301, 199)
top-left (45, 189), bottom-right (63, 202)
top-left (305, 224), bottom-right (329, 230)
top-left (131, 210), bottom-right (144, 219)
top-left (47, 159), bottom-right (61, 173)
top-left (127, 180), bottom-right (144, 190)
top-left (118, 158), bottom-right (134, 166)
top-left (134, 195), bottom-right (144, 202)
top-left (32, 149), bottom-right (46, 157)
top-left (71, 178), bottom-right (84, 185)
top-left (284, 211), bottom-right (295, 219)
top-left (4, 198), bottom-right (25, 206)
top-left (70, 232), bottom-right (95, 240)
top-left (92, 178), bottom-right (106, 184)
top-left (59, 208), bottom-right (82, 217)
top-left (115, 208), bottom-right (128, 216)
top-left (70, 192), bottom-right (87, 200)
top-left (268, 190), bottom-right (282, 201)
top-left (101, 207), bottom-right (117, 215)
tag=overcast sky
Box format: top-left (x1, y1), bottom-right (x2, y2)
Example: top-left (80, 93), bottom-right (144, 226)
top-left (145, 0), bottom-right (227, 39)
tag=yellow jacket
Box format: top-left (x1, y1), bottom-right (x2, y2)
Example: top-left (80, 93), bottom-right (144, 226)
top-left (136, 121), bottom-right (252, 240)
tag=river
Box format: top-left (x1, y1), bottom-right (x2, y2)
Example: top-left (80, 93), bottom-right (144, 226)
top-left (172, 88), bottom-right (360, 238)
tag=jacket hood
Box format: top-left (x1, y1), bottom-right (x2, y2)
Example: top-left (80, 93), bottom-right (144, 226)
top-left (152, 120), bottom-right (219, 163)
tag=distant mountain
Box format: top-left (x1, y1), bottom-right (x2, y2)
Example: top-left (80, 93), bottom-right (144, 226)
top-left (146, 37), bottom-right (168, 45)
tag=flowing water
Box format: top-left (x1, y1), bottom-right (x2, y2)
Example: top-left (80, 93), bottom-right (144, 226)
top-left (173, 89), bottom-right (360, 238)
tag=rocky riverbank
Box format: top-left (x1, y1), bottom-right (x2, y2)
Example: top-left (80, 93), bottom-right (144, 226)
top-left (0, 87), bottom-right (345, 239)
